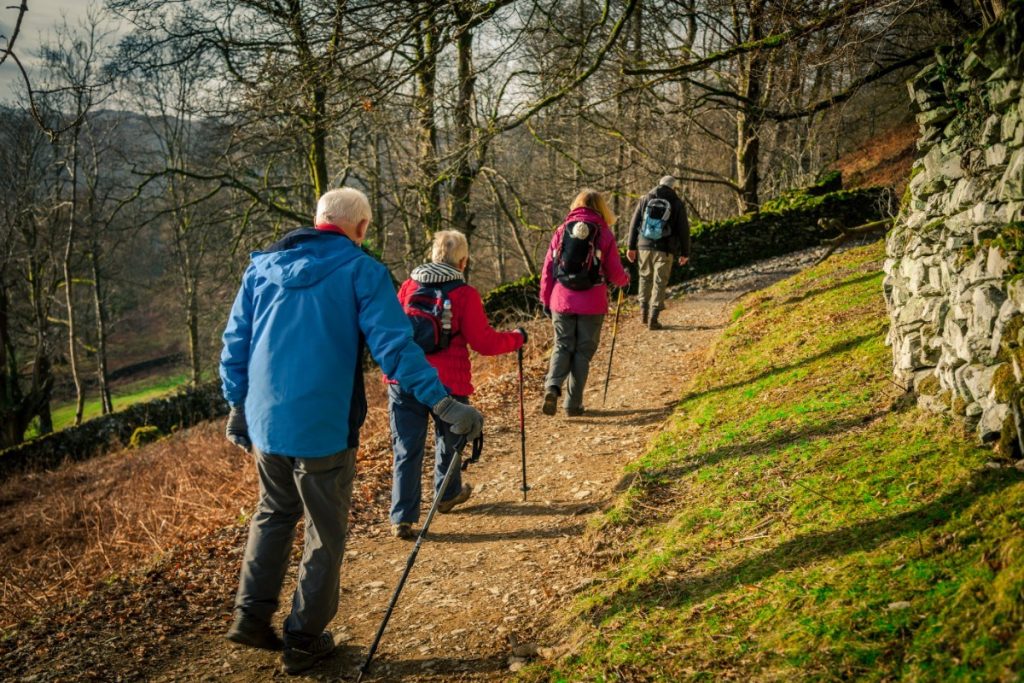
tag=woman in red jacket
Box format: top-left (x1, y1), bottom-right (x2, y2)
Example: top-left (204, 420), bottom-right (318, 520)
top-left (386, 230), bottom-right (526, 539)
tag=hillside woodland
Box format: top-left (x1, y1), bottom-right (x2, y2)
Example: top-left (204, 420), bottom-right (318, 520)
top-left (1, 0), bottom-right (973, 448)
top-left (2, 0), bottom-right (1024, 681)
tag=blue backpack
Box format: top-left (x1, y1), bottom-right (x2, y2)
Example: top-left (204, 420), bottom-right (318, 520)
top-left (641, 197), bottom-right (672, 240)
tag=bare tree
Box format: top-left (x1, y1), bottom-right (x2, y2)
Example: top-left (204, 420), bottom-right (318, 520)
top-left (0, 107), bottom-right (62, 446)
top-left (36, 11), bottom-right (115, 425)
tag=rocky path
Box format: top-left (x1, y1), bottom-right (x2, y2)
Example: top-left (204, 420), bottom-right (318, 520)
top-left (138, 245), bottom-right (834, 683)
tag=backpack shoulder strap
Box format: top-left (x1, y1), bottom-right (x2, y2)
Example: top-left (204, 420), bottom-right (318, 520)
top-left (438, 280), bottom-right (468, 296)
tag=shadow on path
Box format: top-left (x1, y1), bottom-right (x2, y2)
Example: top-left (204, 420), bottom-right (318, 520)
top-left (658, 323), bottom-right (728, 332)
top-left (426, 522), bottom-right (586, 544)
top-left (575, 403), bottom-right (677, 427)
top-left (461, 501), bottom-right (602, 517)
top-left (324, 646), bottom-right (506, 681)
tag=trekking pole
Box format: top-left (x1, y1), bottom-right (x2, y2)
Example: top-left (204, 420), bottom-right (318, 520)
top-left (356, 437), bottom-right (467, 683)
top-left (602, 287), bottom-right (624, 406)
top-left (517, 346), bottom-right (529, 501)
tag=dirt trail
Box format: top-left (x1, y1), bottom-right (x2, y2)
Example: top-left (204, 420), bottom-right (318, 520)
top-left (150, 271), bottom-right (790, 682)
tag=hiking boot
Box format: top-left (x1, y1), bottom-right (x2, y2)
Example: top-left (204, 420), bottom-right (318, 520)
top-left (641, 304), bottom-right (649, 325)
top-left (282, 631), bottom-right (335, 675)
top-left (648, 309), bottom-right (663, 330)
top-left (391, 522), bottom-right (415, 540)
top-left (565, 406), bottom-right (585, 417)
top-left (542, 389), bottom-right (559, 416)
top-left (437, 484), bottom-right (472, 513)
top-left (225, 611), bottom-right (284, 651)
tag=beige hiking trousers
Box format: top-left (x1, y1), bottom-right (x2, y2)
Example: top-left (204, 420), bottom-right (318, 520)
top-left (637, 249), bottom-right (673, 310)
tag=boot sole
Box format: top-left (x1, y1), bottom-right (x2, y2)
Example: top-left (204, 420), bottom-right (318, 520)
top-left (282, 647), bottom-right (334, 675)
top-left (226, 630), bottom-right (284, 651)
top-left (542, 392), bottom-right (558, 416)
top-left (438, 485), bottom-right (472, 513)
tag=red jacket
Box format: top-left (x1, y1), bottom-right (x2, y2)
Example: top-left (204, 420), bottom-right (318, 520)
top-left (386, 276), bottom-right (523, 396)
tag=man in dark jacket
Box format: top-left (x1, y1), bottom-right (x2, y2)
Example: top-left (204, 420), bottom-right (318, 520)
top-left (627, 176), bottom-right (691, 330)
top-left (219, 187), bottom-right (483, 675)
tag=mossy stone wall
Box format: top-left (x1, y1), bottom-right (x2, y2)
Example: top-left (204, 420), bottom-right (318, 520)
top-left (885, 4), bottom-right (1024, 456)
top-left (0, 382), bottom-right (228, 481)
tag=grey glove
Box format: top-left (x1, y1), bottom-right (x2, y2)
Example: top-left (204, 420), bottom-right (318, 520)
top-left (432, 396), bottom-right (484, 442)
top-left (226, 405), bottom-right (252, 452)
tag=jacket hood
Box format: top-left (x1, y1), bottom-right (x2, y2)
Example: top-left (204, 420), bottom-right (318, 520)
top-left (410, 262), bottom-right (464, 284)
top-left (563, 206), bottom-right (608, 230)
top-left (251, 227), bottom-right (359, 289)
top-left (652, 184), bottom-right (679, 202)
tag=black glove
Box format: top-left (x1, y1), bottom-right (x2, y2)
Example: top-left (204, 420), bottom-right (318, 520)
top-left (226, 405), bottom-right (252, 452)
top-left (432, 396), bottom-right (484, 442)
top-left (515, 327), bottom-right (528, 345)
top-left (542, 306), bottom-right (552, 319)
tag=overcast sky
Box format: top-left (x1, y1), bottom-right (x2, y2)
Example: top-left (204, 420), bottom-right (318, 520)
top-left (0, 0), bottom-right (116, 103)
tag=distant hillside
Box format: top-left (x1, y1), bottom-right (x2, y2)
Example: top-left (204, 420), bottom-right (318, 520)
top-left (833, 120), bottom-right (918, 193)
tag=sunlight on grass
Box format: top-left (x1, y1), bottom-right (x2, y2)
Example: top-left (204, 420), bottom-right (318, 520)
top-left (25, 372), bottom-right (194, 439)
top-left (523, 242), bottom-right (1024, 681)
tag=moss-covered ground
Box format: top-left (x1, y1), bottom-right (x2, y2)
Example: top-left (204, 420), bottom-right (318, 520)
top-left (523, 242), bottom-right (1024, 681)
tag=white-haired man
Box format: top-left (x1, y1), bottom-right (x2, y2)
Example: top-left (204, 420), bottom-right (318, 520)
top-left (219, 188), bottom-right (483, 675)
top-left (626, 176), bottom-right (691, 330)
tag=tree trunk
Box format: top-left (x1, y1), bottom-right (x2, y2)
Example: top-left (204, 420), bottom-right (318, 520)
top-left (975, 0), bottom-right (1006, 24)
top-left (414, 11), bottom-right (441, 260)
top-left (485, 174), bottom-right (538, 276)
top-left (494, 212), bottom-right (507, 283)
top-left (308, 85), bottom-right (329, 200)
top-left (64, 124), bottom-right (85, 426)
top-left (89, 247), bottom-right (113, 413)
top-left (0, 279), bottom-right (24, 447)
top-left (735, 2), bottom-right (767, 213)
top-left (450, 8), bottom-right (477, 244)
top-left (186, 279), bottom-right (201, 387)
top-left (370, 132), bottom-right (388, 253)
top-left (34, 357), bottom-right (54, 436)
top-left (27, 238), bottom-right (54, 437)
top-left (0, 260), bottom-right (54, 448)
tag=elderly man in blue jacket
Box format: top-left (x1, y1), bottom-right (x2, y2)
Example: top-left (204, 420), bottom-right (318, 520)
top-left (219, 187), bottom-right (482, 675)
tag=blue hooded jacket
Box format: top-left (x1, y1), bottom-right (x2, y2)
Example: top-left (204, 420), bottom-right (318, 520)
top-left (219, 229), bottom-right (449, 457)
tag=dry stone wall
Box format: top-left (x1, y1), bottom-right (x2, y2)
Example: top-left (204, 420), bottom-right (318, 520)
top-left (885, 5), bottom-right (1024, 456)
top-left (0, 381), bottom-right (228, 481)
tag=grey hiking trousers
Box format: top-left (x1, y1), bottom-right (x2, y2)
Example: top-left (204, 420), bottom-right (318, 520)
top-left (545, 312), bottom-right (604, 410)
top-left (637, 249), bottom-right (674, 311)
top-left (234, 447), bottom-right (356, 646)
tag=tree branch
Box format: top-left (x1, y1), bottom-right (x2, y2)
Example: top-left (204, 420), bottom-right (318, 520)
top-left (623, 0), bottom-right (881, 77)
top-left (494, 0), bottom-right (638, 134)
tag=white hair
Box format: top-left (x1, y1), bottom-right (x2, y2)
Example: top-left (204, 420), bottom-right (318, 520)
top-left (315, 188), bottom-right (371, 227)
top-left (430, 230), bottom-right (469, 267)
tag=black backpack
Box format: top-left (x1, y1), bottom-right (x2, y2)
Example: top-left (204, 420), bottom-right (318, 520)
top-left (554, 220), bottom-right (603, 291)
top-left (403, 280), bottom-right (466, 354)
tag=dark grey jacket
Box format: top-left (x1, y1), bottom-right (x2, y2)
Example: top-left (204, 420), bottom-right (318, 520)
top-left (627, 184), bottom-right (690, 257)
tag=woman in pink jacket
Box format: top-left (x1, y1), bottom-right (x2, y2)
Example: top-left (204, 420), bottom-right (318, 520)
top-left (539, 189), bottom-right (630, 416)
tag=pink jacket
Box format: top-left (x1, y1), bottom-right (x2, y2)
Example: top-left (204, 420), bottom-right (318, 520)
top-left (540, 207), bottom-right (630, 316)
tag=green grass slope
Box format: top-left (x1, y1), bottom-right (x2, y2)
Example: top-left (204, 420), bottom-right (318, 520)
top-left (527, 242), bottom-right (1024, 682)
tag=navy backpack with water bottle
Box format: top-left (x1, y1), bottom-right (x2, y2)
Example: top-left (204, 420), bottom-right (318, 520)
top-left (403, 280), bottom-right (467, 354)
